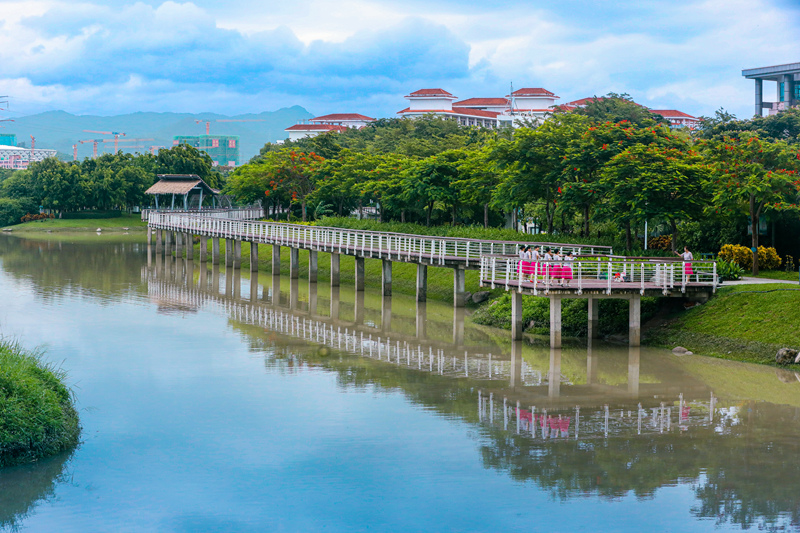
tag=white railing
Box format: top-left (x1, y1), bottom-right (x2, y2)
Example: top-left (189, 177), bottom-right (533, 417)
top-left (141, 206), bottom-right (263, 222)
top-left (479, 255), bottom-right (718, 295)
top-left (147, 212), bottom-right (613, 266)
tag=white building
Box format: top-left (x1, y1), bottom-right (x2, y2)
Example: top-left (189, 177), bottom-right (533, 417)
top-left (397, 87), bottom-right (560, 128)
top-left (0, 145), bottom-right (58, 169)
top-left (650, 109), bottom-right (701, 130)
top-left (285, 113), bottom-right (376, 141)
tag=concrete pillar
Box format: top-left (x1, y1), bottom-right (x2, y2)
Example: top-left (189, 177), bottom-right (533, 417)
top-left (330, 286), bottom-right (340, 321)
top-left (199, 237), bottom-right (208, 262)
top-left (453, 265), bottom-right (466, 308)
top-left (588, 297), bottom-right (600, 339)
top-left (511, 290), bottom-right (523, 341)
top-left (290, 247), bottom-right (299, 279)
top-left (233, 240), bottom-right (242, 269)
top-left (250, 242), bottom-right (258, 272)
top-left (381, 294), bottom-right (392, 331)
top-left (548, 347), bottom-right (562, 398)
top-left (628, 346), bottom-right (640, 396)
top-left (156, 229), bottom-right (163, 253)
top-left (225, 238), bottom-right (234, 267)
top-left (549, 296), bottom-right (562, 349)
top-left (381, 259), bottom-right (392, 296)
top-left (308, 250), bottom-right (318, 283)
top-left (510, 341), bottom-right (523, 388)
top-left (415, 301), bottom-right (427, 339)
top-left (755, 78), bottom-right (764, 117)
top-left (146, 227), bottom-right (152, 244)
top-left (355, 256), bottom-right (365, 292)
top-left (453, 307), bottom-right (465, 346)
top-left (416, 264), bottom-right (427, 302)
top-left (272, 245), bottom-right (281, 275)
top-left (211, 237), bottom-right (220, 265)
top-left (629, 294), bottom-right (641, 347)
top-left (330, 253), bottom-right (340, 287)
top-left (785, 74), bottom-right (795, 108)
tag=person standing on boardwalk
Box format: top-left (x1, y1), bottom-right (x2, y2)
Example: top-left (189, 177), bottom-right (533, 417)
top-left (543, 247), bottom-right (553, 285)
top-left (518, 245), bottom-right (526, 281)
top-left (531, 245), bottom-right (541, 283)
top-left (563, 251), bottom-right (574, 286)
top-left (675, 246), bottom-right (694, 279)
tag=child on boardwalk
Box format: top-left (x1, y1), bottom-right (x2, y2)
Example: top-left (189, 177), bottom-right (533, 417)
top-left (563, 251), bottom-right (574, 286)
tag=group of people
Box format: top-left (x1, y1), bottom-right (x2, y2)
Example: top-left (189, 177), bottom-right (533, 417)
top-left (517, 245), bottom-right (575, 286)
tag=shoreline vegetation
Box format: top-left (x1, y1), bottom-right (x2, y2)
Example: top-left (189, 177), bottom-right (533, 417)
top-left (0, 339), bottom-right (80, 468)
top-left (2, 213), bottom-right (147, 232)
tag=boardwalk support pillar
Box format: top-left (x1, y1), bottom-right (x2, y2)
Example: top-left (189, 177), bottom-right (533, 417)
top-left (330, 253), bottom-right (340, 287)
top-left (511, 291), bottom-right (523, 341)
top-left (250, 242), bottom-right (258, 272)
top-left (309, 250), bottom-right (318, 283)
top-left (416, 264), bottom-right (427, 302)
top-left (199, 237), bottom-right (208, 262)
top-left (588, 298), bottom-right (599, 339)
top-left (225, 238), bottom-right (234, 267)
top-left (629, 294), bottom-right (641, 347)
top-left (272, 245), bottom-right (281, 275)
top-left (453, 265), bottom-right (466, 308)
top-left (290, 247), bottom-right (299, 279)
top-left (550, 296), bottom-right (562, 348)
top-left (212, 238), bottom-right (220, 265)
top-left (233, 240), bottom-right (242, 269)
top-left (355, 257), bottom-right (365, 291)
top-left (382, 259), bottom-right (392, 296)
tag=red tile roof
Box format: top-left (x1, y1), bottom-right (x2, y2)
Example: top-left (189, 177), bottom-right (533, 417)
top-left (565, 97), bottom-right (644, 107)
top-left (510, 88), bottom-right (557, 98)
top-left (406, 88), bottom-right (456, 98)
top-left (650, 109), bottom-right (698, 119)
top-left (310, 113), bottom-right (376, 122)
top-left (397, 107), bottom-right (500, 119)
top-left (285, 124), bottom-right (348, 132)
top-left (453, 98), bottom-right (510, 107)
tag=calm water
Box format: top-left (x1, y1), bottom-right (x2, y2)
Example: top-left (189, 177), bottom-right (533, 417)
top-left (1, 234), bottom-right (800, 532)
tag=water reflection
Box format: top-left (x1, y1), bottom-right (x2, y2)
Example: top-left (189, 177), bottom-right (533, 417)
top-left (0, 451), bottom-right (74, 530)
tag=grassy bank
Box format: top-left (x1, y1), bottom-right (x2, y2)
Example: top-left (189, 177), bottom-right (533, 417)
top-left (4, 213), bottom-right (146, 232)
top-left (643, 284), bottom-right (800, 365)
top-left (0, 340), bottom-right (80, 467)
top-left (752, 270), bottom-right (799, 281)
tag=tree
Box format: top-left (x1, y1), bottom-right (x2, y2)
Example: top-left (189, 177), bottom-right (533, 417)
top-left (706, 133), bottom-right (800, 274)
top-left (570, 93), bottom-right (668, 127)
top-left (454, 146), bottom-right (503, 228)
top-left (402, 149), bottom-right (465, 226)
top-left (156, 144), bottom-right (221, 189)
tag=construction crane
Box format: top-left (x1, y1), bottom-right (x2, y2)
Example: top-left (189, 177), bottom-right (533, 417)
top-left (83, 130), bottom-right (126, 152)
top-left (149, 145), bottom-right (165, 155)
top-left (30, 135), bottom-right (34, 164)
top-left (100, 138), bottom-right (154, 154)
top-left (73, 144), bottom-right (77, 161)
top-left (78, 139), bottom-right (101, 159)
top-left (195, 119), bottom-right (265, 135)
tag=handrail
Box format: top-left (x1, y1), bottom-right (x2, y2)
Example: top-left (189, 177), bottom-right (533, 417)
top-left (479, 256), bottom-right (718, 295)
top-left (141, 206), bottom-right (262, 222)
top-left (147, 212), bottom-right (613, 266)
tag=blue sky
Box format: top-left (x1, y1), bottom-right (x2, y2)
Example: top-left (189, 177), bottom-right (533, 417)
top-left (1, 0), bottom-right (798, 119)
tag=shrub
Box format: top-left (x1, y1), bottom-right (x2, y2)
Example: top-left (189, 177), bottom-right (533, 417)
top-left (20, 213), bottom-right (54, 223)
top-left (716, 259), bottom-right (744, 281)
top-left (61, 210), bottom-right (123, 220)
top-left (647, 235), bottom-right (672, 250)
top-left (785, 255), bottom-right (796, 273)
top-left (719, 244), bottom-right (782, 271)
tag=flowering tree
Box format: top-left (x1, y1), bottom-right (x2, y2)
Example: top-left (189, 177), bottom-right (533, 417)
top-left (707, 133), bottom-right (800, 274)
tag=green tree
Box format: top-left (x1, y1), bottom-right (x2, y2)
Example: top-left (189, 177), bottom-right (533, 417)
top-left (156, 144), bottom-right (221, 189)
top-left (454, 145), bottom-right (503, 228)
top-left (402, 149), bottom-right (466, 226)
top-left (570, 93), bottom-right (668, 127)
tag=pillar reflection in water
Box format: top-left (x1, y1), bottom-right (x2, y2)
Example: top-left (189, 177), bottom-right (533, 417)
top-left (355, 291), bottom-right (366, 325)
top-left (198, 263), bottom-right (207, 290)
top-left (183, 258), bottom-right (192, 287)
top-left (453, 307), bottom-right (465, 346)
top-left (271, 274), bottom-right (281, 306)
top-left (250, 272), bottom-right (259, 303)
top-left (628, 346), bottom-right (641, 396)
top-left (211, 264), bottom-right (220, 294)
top-left (224, 266), bottom-right (233, 297)
top-left (155, 249), bottom-right (162, 277)
top-left (415, 301), bottom-right (427, 339)
top-left (330, 286), bottom-right (340, 320)
top-left (586, 338), bottom-right (598, 385)
top-left (289, 278), bottom-right (299, 310)
top-left (548, 347), bottom-right (562, 398)
top-left (232, 268), bottom-right (241, 300)
top-left (381, 294), bottom-right (391, 331)
top-left (510, 340), bottom-right (523, 389)
top-left (308, 279), bottom-right (318, 315)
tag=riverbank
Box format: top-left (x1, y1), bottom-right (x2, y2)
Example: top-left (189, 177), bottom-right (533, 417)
top-left (0, 340), bottom-right (80, 467)
top-left (3, 214), bottom-right (146, 233)
top-left (643, 283), bottom-right (800, 366)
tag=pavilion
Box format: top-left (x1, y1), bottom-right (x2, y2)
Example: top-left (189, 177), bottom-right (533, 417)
top-left (145, 174), bottom-right (220, 210)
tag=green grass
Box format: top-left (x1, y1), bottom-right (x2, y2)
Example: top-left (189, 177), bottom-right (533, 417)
top-left (6, 213), bottom-right (146, 232)
top-left (0, 339), bottom-right (80, 467)
top-left (752, 270), bottom-right (800, 281)
top-left (644, 283), bottom-right (800, 365)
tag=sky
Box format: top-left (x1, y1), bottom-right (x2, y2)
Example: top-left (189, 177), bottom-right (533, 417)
top-left (0, 0), bottom-right (798, 120)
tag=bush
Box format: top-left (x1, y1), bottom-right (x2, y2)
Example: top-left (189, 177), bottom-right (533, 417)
top-left (716, 259), bottom-right (745, 281)
top-left (472, 292), bottom-right (662, 337)
top-left (785, 255), bottom-right (796, 273)
top-left (20, 213), bottom-right (54, 223)
top-left (61, 210), bottom-right (123, 220)
top-left (0, 197), bottom-right (37, 227)
top-left (719, 244), bottom-right (782, 270)
top-left (0, 340), bottom-right (80, 467)
top-left (647, 235), bottom-right (672, 250)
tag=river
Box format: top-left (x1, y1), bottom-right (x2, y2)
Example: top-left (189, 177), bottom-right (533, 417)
top-left (1, 234), bottom-right (799, 532)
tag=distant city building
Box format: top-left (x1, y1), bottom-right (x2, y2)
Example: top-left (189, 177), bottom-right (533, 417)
top-left (284, 113), bottom-right (376, 141)
top-left (397, 87), bottom-right (560, 128)
top-left (742, 62), bottom-right (799, 117)
top-left (0, 145), bottom-right (58, 169)
top-left (173, 135), bottom-right (240, 168)
top-left (650, 109), bottom-right (701, 130)
top-left (0, 134), bottom-right (16, 147)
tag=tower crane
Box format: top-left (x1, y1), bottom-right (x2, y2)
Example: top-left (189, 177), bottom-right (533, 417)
top-left (99, 138), bottom-right (154, 154)
top-left (83, 130), bottom-right (126, 152)
top-left (149, 145), bottom-right (165, 155)
top-left (78, 139), bottom-right (101, 159)
top-left (195, 119), bottom-right (265, 135)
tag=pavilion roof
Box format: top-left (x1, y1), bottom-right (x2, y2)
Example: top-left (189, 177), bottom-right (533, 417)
top-left (145, 174), bottom-right (219, 195)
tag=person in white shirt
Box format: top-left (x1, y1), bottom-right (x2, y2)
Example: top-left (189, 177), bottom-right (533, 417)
top-left (675, 246), bottom-right (694, 279)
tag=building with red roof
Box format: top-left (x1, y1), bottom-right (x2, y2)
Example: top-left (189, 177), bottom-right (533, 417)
top-left (650, 110), bottom-right (701, 130)
top-left (285, 113), bottom-right (376, 141)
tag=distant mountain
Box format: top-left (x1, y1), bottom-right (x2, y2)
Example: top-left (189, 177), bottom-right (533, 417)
top-left (5, 107), bottom-right (314, 163)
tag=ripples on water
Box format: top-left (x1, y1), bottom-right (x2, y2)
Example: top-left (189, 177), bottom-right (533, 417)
top-left (1, 234), bottom-right (800, 532)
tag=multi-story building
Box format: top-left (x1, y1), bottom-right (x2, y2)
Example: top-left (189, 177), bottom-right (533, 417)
top-left (396, 87), bottom-right (560, 128)
top-left (173, 135), bottom-right (240, 168)
top-left (742, 62), bottom-right (799, 117)
top-left (284, 113), bottom-right (376, 141)
top-left (0, 145), bottom-right (58, 169)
